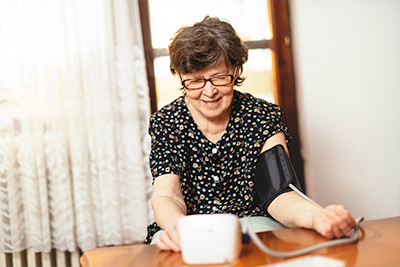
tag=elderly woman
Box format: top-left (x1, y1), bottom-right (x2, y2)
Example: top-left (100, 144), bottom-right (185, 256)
top-left (144, 16), bottom-right (355, 252)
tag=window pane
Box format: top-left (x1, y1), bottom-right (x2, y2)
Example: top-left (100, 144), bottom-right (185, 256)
top-left (149, 0), bottom-right (272, 49)
top-left (153, 56), bottom-right (183, 108)
top-left (241, 49), bottom-right (276, 103)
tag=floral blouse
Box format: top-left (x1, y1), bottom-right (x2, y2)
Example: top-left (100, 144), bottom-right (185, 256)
top-left (144, 90), bottom-right (291, 244)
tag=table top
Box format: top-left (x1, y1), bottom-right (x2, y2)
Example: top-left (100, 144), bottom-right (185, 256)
top-left (80, 216), bottom-right (400, 267)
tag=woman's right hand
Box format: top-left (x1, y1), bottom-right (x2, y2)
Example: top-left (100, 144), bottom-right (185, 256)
top-left (155, 221), bottom-right (181, 252)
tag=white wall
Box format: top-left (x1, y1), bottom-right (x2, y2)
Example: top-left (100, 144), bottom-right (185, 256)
top-left (290, 0), bottom-right (400, 220)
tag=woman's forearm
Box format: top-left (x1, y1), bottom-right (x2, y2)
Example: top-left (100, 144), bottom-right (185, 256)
top-left (151, 173), bottom-right (187, 231)
top-left (152, 194), bottom-right (187, 230)
top-left (268, 191), bottom-right (356, 239)
top-left (267, 191), bottom-right (322, 229)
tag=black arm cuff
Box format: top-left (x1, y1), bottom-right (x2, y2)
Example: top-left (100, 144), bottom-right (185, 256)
top-left (253, 144), bottom-right (303, 213)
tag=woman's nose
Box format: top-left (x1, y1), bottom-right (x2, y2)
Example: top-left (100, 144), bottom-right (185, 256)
top-left (202, 80), bottom-right (217, 96)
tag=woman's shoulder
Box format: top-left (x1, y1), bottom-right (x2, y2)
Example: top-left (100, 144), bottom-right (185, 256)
top-left (234, 91), bottom-right (291, 146)
top-left (150, 96), bottom-right (185, 124)
top-left (235, 91), bottom-right (283, 116)
top-left (149, 96), bottom-right (190, 138)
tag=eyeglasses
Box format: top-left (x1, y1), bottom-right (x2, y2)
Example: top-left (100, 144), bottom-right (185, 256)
top-left (180, 65), bottom-right (238, 90)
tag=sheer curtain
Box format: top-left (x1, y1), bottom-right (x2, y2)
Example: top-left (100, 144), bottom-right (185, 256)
top-left (0, 0), bottom-right (153, 253)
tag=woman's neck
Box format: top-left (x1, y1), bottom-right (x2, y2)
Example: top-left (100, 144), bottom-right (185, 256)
top-left (196, 116), bottom-right (230, 144)
top-left (186, 102), bottom-right (232, 144)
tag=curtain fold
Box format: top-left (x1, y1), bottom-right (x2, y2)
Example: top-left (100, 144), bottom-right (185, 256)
top-left (0, 0), bottom-right (154, 253)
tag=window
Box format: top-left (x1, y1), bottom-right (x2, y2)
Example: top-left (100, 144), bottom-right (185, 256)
top-left (138, 0), bottom-right (305, 190)
top-left (148, 0), bottom-right (277, 108)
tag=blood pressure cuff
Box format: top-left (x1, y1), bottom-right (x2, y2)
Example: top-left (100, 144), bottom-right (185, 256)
top-left (254, 144), bottom-right (303, 213)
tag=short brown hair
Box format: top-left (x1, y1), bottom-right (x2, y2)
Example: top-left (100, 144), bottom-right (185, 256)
top-left (168, 16), bottom-right (248, 86)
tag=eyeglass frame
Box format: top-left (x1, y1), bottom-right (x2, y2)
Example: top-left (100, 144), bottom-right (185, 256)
top-left (179, 64), bottom-right (239, 90)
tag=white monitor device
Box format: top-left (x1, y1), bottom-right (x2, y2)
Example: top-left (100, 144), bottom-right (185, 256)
top-left (178, 214), bottom-right (242, 265)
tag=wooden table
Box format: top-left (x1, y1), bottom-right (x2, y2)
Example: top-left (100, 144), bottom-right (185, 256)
top-left (80, 216), bottom-right (400, 267)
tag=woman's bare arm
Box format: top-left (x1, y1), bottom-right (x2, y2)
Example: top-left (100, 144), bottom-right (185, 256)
top-left (151, 173), bottom-right (187, 251)
top-left (261, 132), bottom-right (356, 238)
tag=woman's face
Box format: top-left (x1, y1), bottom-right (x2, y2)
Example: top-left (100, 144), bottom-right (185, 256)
top-left (180, 61), bottom-right (237, 123)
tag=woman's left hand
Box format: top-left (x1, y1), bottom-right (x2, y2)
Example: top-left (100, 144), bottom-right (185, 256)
top-left (311, 205), bottom-right (356, 239)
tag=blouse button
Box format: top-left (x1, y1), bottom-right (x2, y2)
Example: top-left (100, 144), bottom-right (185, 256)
top-left (212, 147), bottom-right (218, 154)
top-left (212, 206), bottom-right (218, 212)
top-left (213, 175), bottom-right (219, 183)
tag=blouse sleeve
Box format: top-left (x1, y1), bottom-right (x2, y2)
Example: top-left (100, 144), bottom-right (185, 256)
top-left (259, 101), bottom-right (292, 147)
top-left (148, 113), bottom-right (183, 181)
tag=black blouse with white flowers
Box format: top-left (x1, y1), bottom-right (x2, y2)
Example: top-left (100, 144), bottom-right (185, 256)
top-left (144, 90), bottom-right (291, 244)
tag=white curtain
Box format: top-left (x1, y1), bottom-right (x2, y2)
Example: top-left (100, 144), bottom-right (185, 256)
top-left (0, 0), bottom-right (154, 253)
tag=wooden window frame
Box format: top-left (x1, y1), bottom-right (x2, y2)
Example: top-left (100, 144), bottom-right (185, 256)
top-left (138, 0), bottom-right (305, 190)
top-left (270, 1), bottom-right (305, 190)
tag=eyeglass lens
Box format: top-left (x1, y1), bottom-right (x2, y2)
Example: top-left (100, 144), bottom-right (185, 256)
top-left (184, 75), bottom-right (233, 89)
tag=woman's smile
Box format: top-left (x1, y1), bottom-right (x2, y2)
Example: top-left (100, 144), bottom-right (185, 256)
top-left (202, 98), bottom-right (221, 107)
